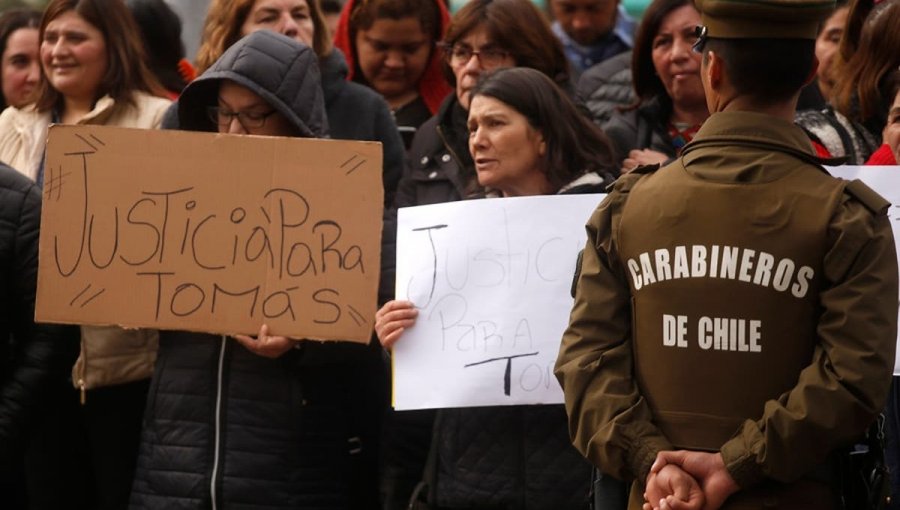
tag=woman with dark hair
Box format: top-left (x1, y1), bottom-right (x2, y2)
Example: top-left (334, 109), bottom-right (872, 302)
top-left (0, 1), bottom-right (169, 508)
top-left (796, 0), bottom-right (898, 164)
top-left (333, 0), bottom-right (452, 147)
top-left (0, 8), bottom-right (41, 110)
top-left (467, 68), bottom-right (615, 196)
top-left (833, 0), bottom-right (900, 127)
top-left (602, 0), bottom-right (708, 173)
top-left (193, 0), bottom-right (404, 207)
top-left (376, 66), bottom-right (615, 510)
top-left (832, 0), bottom-right (900, 143)
top-left (126, 0), bottom-right (196, 98)
top-left (377, 2), bottom-right (573, 507)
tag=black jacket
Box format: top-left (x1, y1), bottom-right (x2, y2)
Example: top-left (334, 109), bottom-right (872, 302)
top-left (578, 51), bottom-right (635, 128)
top-left (603, 96), bottom-right (676, 166)
top-left (130, 32), bottom-right (387, 510)
top-left (0, 164), bottom-right (78, 474)
top-left (430, 181), bottom-right (604, 510)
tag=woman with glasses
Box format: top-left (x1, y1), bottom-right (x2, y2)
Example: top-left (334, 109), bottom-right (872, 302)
top-left (602, 0), bottom-right (709, 173)
top-left (376, 2), bottom-right (597, 509)
top-left (130, 30), bottom-right (377, 510)
top-left (333, 0), bottom-right (453, 148)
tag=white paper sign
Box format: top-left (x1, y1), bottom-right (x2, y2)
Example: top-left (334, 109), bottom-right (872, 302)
top-left (393, 194), bottom-right (605, 410)
top-left (827, 166), bottom-right (900, 375)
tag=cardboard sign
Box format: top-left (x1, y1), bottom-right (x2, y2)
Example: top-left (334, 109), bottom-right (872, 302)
top-left (392, 194), bottom-right (605, 410)
top-left (36, 125), bottom-right (383, 342)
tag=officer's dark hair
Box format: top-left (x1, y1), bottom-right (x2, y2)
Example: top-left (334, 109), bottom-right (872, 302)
top-left (469, 67), bottom-right (616, 192)
top-left (702, 37), bottom-right (815, 106)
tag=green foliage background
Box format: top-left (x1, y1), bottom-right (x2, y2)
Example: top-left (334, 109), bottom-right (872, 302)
top-left (0, 0), bottom-right (48, 12)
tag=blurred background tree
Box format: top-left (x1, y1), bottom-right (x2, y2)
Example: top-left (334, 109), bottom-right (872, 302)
top-left (0, 0), bottom-right (48, 11)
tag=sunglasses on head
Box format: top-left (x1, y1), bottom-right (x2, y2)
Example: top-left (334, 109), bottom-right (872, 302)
top-left (692, 25), bottom-right (708, 53)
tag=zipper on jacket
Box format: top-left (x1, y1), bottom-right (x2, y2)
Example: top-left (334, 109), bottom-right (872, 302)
top-left (210, 336), bottom-right (227, 510)
top-left (78, 332), bottom-right (87, 405)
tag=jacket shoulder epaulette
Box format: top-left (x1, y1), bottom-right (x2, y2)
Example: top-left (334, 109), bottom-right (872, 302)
top-left (844, 179), bottom-right (890, 215)
top-left (607, 163), bottom-right (660, 193)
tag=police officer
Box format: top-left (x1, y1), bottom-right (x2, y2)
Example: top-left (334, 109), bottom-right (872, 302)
top-left (554, 0), bottom-right (899, 508)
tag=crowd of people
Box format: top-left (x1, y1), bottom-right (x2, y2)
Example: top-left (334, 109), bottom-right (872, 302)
top-left (0, 0), bottom-right (898, 509)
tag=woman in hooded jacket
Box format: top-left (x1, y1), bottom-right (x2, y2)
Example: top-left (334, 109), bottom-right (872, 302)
top-left (129, 30), bottom-right (379, 510)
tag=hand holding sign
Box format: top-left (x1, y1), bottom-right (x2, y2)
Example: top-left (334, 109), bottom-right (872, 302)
top-left (375, 300), bottom-right (418, 349)
top-left (233, 324), bottom-right (295, 358)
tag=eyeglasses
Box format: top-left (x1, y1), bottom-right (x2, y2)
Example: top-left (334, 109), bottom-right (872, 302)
top-left (443, 43), bottom-right (510, 67)
top-left (207, 106), bottom-right (278, 129)
top-left (692, 25), bottom-right (708, 53)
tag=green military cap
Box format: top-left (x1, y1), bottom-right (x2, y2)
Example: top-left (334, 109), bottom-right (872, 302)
top-left (694, 0), bottom-right (836, 39)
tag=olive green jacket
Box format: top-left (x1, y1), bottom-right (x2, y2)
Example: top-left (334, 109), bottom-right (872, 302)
top-left (555, 112), bottom-right (897, 499)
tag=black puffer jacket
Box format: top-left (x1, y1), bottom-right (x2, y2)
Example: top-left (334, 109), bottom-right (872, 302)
top-left (602, 96), bottom-right (676, 166)
top-left (577, 51), bottom-right (635, 127)
top-left (130, 31), bottom-right (386, 510)
top-left (0, 164), bottom-right (78, 475)
top-left (431, 179), bottom-right (605, 510)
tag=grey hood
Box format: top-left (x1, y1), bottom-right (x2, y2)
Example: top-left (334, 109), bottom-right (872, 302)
top-left (178, 30), bottom-right (328, 137)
